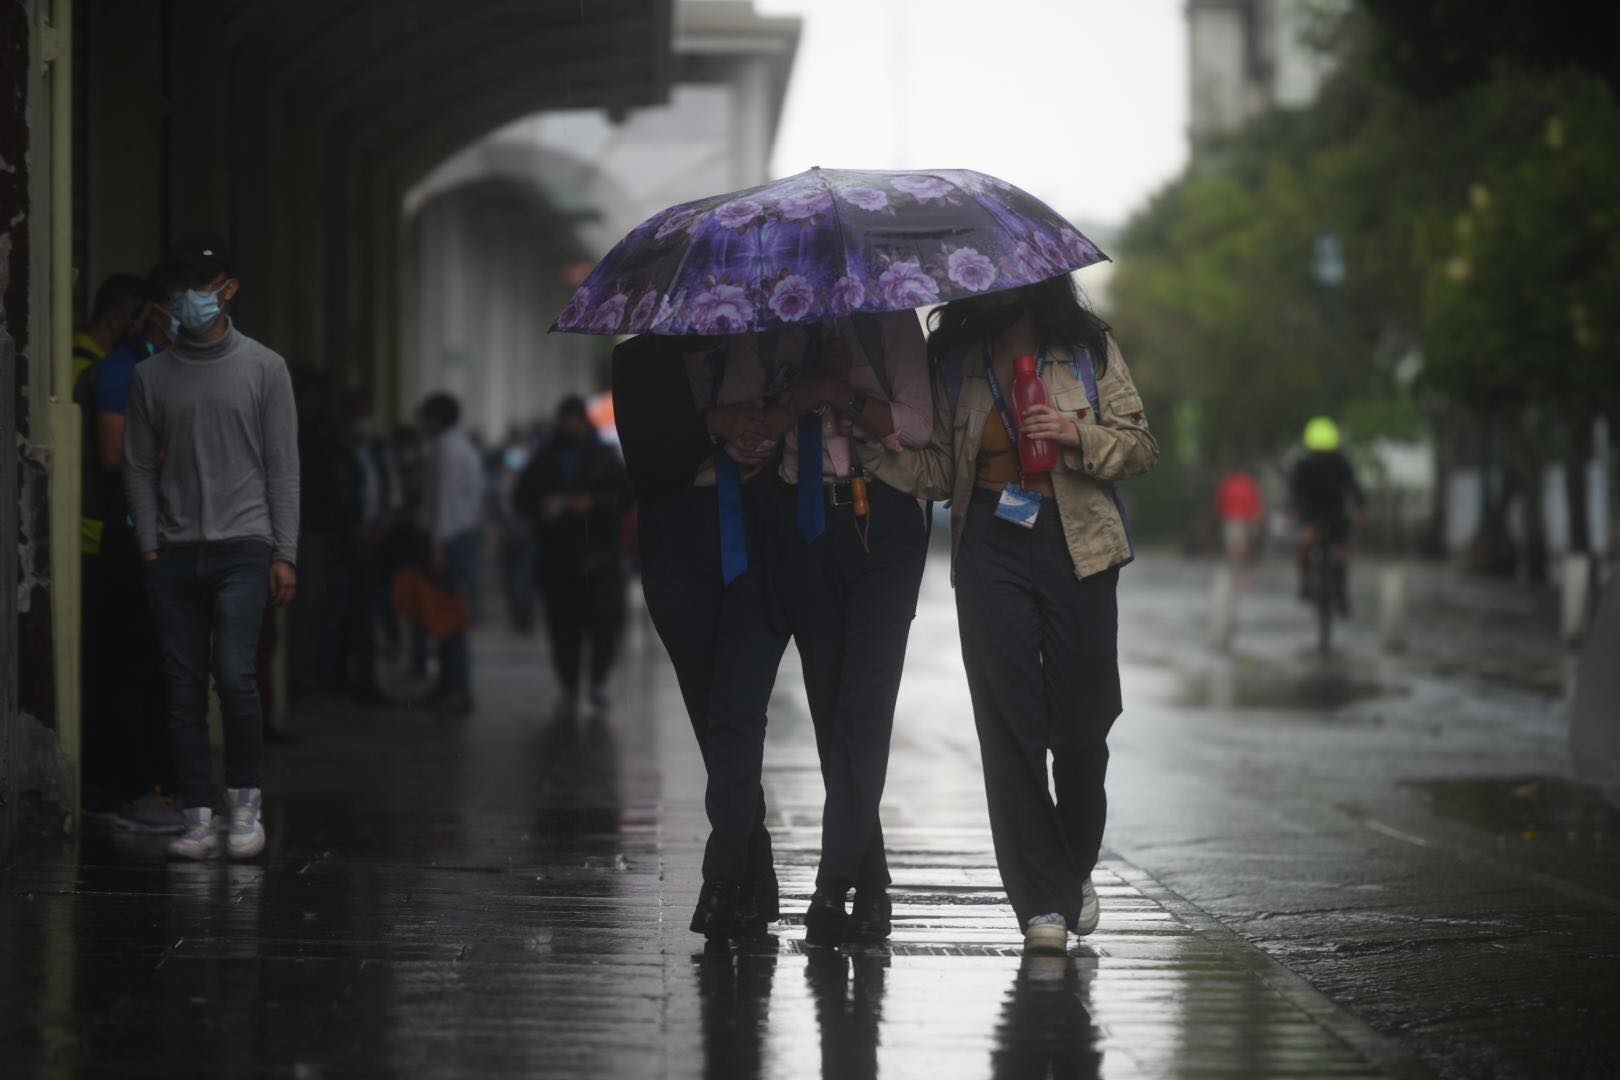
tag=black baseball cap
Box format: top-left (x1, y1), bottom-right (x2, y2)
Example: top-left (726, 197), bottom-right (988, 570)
top-left (166, 234), bottom-right (234, 283)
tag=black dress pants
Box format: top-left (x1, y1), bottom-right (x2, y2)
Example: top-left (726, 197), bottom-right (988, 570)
top-left (955, 490), bottom-right (1122, 930)
top-left (750, 479), bottom-right (926, 891)
top-left (540, 555), bottom-right (626, 694)
top-left (639, 483), bottom-right (775, 883)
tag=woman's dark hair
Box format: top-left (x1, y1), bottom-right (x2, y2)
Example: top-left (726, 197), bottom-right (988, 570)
top-left (927, 272), bottom-right (1111, 375)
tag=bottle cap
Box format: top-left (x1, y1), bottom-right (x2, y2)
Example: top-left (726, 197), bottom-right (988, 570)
top-left (1013, 354), bottom-right (1037, 376)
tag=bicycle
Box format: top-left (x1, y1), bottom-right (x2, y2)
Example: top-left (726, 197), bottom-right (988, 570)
top-left (1304, 531), bottom-right (1338, 655)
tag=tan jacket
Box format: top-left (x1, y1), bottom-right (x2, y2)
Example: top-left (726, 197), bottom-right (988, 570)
top-left (857, 334), bottom-right (1158, 583)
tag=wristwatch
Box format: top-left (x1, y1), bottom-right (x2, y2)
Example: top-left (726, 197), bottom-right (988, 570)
top-left (846, 391), bottom-right (868, 416)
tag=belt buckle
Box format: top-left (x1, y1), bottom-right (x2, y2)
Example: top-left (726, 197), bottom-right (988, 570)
top-left (827, 482), bottom-right (854, 507)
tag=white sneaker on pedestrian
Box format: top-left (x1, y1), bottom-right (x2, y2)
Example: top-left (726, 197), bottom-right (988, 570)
top-left (1075, 877), bottom-right (1100, 936)
top-left (1024, 912), bottom-right (1068, 954)
top-left (225, 788), bottom-right (265, 860)
top-left (167, 807), bottom-right (220, 860)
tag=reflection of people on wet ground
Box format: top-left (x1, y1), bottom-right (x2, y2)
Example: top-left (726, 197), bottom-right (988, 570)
top-left (515, 396), bottom-right (633, 716)
top-left (415, 392), bottom-right (486, 715)
top-left (805, 949), bottom-right (888, 1080)
top-left (612, 334), bottom-right (781, 937)
top-left (867, 273), bottom-right (1157, 953)
top-left (125, 236), bottom-right (300, 861)
top-left (693, 941), bottom-right (778, 1080)
top-left (990, 954), bottom-right (1103, 1080)
top-left (79, 267), bottom-right (186, 834)
top-left (701, 313), bottom-right (933, 946)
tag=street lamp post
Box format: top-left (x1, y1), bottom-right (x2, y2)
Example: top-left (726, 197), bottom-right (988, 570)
top-left (1312, 231), bottom-right (1346, 417)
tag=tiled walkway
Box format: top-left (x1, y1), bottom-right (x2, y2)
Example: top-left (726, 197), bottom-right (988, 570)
top-left (0, 602), bottom-right (1424, 1078)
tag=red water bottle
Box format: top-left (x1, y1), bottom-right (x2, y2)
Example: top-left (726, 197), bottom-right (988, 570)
top-left (1011, 354), bottom-right (1057, 477)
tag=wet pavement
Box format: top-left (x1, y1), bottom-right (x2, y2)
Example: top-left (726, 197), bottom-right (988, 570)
top-left (3, 549), bottom-right (1618, 1078)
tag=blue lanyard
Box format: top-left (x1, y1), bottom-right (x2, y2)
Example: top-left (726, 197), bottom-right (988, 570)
top-left (982, 343), bottom-right (1052, 446)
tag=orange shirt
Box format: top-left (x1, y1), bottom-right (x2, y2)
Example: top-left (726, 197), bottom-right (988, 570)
top-left (976, 409), bottom-right (1019, 489)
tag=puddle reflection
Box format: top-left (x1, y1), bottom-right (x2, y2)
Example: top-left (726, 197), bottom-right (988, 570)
top-left (991, 952), bottom-right (1103, 1080)
top-left (1179, 661), bottom-right (1390, 712)
top-left (804, 948), bottom-right (888, 1080)
top-left (695, 941), bottom-right (778, 1080)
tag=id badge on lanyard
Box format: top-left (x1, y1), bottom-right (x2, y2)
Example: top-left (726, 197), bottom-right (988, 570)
top-left (985, 344), bottom-right (1044, 529)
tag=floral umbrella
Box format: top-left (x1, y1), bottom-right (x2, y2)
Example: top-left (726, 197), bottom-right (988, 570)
top-left (551, 167), bottom-right (1107, 336)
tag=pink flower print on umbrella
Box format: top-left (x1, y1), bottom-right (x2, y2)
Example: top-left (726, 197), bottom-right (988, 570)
top-left (557, 289), bottom-right (592, 328)
top-left (779, 188), bottom-right (834, 221)
top-left (946, 247), bottom-right (997, 292)
top-left (877, 259), bottom-right (940, 308)
top-left (838, 186), bottom-right (890, 212)
top-left (892, 174), bottom-right (956, 201)
top-left (1034, 231), bottom-right (1066, 272)
top-left (655, 208), bottom-right (699, 242)
top-left (1060, 228), bottom-right (1100, 264)
top-left (713, 199), bottom-right (764, 230)
top-left (830, 275), bottom-right (867, 314)
top-left (629, 289), bottom-right (659, 328)
top-left (690, 283), bottom-right (757, 334)
top-left (588, 293), bottom-right (629, 333)
top-left (768, 274), bottom-right (817, 322)
top-left (1008, 241), bottom-right (1051, 280)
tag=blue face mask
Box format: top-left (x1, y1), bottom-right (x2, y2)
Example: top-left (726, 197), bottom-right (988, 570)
top-left (174, 287), bottom-right (224, 334)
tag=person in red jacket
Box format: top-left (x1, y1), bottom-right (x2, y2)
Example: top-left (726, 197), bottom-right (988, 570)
top-left (1216, 470), bottom-right (1264, 563)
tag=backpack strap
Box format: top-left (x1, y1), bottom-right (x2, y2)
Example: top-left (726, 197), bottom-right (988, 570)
top-left (1073, 345), bottom-right (1134, 559)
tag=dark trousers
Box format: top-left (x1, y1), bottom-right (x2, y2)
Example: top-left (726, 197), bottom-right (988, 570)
top-left (539, 554), bottom-right (626, 694)
top-left (81, 527), bottom-right (171, 809)
top-left (768, 479), bottom-right (926, 890)
top-left (955, 491), bottom-right (1122, 929)
top-left (438, 530), bottom-right (480, 697)
top-left (144, 539), bottom-right (273, 810)
top-left (640, 484), bottom-right (775, 884)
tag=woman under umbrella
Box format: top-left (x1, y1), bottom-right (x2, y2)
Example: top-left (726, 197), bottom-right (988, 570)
top-left (861, 271), bottom-right (1158, 954)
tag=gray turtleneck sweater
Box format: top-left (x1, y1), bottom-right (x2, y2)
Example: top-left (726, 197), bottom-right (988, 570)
top-left (124, 322), bottom-right (301, 564)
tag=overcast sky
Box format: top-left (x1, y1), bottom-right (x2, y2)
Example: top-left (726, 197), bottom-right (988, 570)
top-left (752, 0), bottom-right (1189, 230)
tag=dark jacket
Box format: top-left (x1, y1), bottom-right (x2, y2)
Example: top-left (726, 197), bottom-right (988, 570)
top-left (514, 430), bottom-right (632, 572)
top-left (610, 335), bottom-right (714, 504)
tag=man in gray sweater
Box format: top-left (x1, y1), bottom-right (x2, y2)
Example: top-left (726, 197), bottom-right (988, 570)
top-left (125, 236), bottom-right (300, 860)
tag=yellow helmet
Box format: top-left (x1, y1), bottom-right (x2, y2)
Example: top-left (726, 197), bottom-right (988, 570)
top-left (1303, 416), bottom-right (1341, 452)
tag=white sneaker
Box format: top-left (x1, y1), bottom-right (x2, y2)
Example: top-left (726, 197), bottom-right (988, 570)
top-left (167, 807), bottom-right (220, 860)
top-left (1075, 878), bottom-right (1100, 936)
top-left (225, 788), bottom-right (266, 860)
top-left (1023, 912), bottom-right (1068, 954)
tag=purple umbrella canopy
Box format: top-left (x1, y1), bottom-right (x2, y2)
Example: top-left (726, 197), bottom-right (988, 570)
top-left (552, 167), bottom-right (1107, 336)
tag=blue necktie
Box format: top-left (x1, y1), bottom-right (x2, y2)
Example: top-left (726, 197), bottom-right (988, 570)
top-left (707, 348), bottom-right (749, 584)
top-left (796, 325), bottom-right (827, 542)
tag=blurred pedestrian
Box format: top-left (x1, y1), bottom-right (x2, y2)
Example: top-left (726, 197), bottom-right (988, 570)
top-left (1216, 469), bottom-right (1264, 563)
top-left (336, 388), bottom-right (391, 703)
top-left (489, 428), bottom-right (538, 635)
top-left (416, 391), bottom-right (485, 714)
top-left (867, 273), bottom-right (1158, 954)
top-left (515, 396), bottom-right (632, 715)
top-left (73, 273), bottom-right (148, 384)
top-left (1288, 417), bottom-right (1366, 612)
top-left (613, 333), bottom-right (783, 939)
top-left (79, 267), bottom-right (185, 834)
top-left (125, 235), bottom-right (299, 860)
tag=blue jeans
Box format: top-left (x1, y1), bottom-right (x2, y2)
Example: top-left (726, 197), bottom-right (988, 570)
top-left (144, 539), bottom-right (272, 810)
top-left (438, 530), bottom-right (480, 696)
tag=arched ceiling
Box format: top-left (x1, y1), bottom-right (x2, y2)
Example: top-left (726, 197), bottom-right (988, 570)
top-left (221, 0), bottom-right (674, 189)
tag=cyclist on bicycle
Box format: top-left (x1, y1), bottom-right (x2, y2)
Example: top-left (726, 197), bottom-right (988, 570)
top-left (1288, 417), bottom-right (1365, 613)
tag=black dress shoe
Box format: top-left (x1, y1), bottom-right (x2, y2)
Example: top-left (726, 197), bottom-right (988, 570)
top-left (738, 866), bottom-right (780, 930)
top-left (803, 886), bottom-right (850, 948)
top-left (690, 880), bottom-right (743, 939)
top-left (847, 887), bottom-right (892, 942)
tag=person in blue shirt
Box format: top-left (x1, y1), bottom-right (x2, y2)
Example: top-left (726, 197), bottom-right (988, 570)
top-left (80, 267), bottom-right (184, 835)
